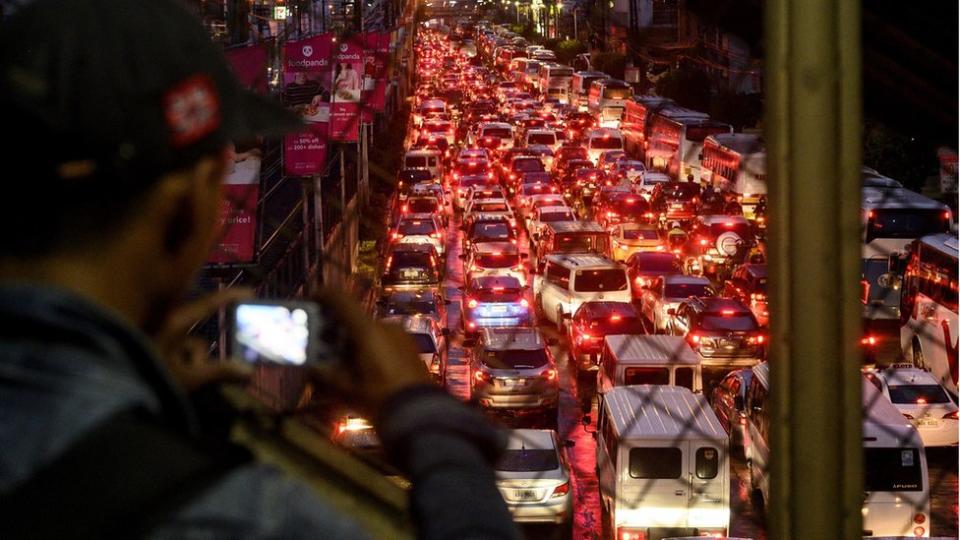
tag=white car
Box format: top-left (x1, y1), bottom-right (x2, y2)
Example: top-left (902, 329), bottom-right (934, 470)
top-left (640, 274), bottom-right (715, 333)
top-left (636, 171), bottom-right (671, 200)
top-left (392, 214), bottom-right (445, 257)
top-left (534, 254), bottom-right (632, 329)
top-left (523, 193), bottom-right (567, 222)
top-left (464, 197), bottom-right (516, 229)
top-left (494, 429), bottom-right (573, 528)
top-left (464, 241), bottom-right (527, 286)
top-left (528, 206), bottom-right (578, 240)
top-left (864, 365), bottom-right (959, 447)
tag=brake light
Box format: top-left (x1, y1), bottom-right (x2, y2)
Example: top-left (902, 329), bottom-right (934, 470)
top-left (473, 370), bottom-right (491, 384)
top-left (401, 204), bottom-right (409, 213)
top-left (467, 298), bottom-right (479, 309)
top-left (943, 411), bottom-right (959, 420)
top-left (392, 232), bottom-right (401, 240)
top-left (916, 397), bottom-right (927, 405)
top-left (520, 298), bottom-right (529, 308)
top-left (689, 333), bottom-right (702, 344)
top-left (543, 368), bottom-right (557, 380)
top-left (914, 513), bottom-right (926, 525)
top-left (550, 482), bottom-right (569, 498)
top-left (699, 239), bottom-right (709, 246)
top-left (336, 417), bottom-right (372, 435)
top-left (914, 526), bottom-right (925, 537)
top-left (610, 314), bottom-right (622, 322)
top-left (617, 528), bottom-right (645, 540)
top-left (860, 335), bottom-right (877, 346)
top-left (721, 309), bottom-right (735, 316)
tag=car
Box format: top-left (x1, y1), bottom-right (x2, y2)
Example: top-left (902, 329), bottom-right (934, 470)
top-left (391, 214), bottom-right (445, 256)
top-left (683, 215), bottom-right (753, 278)
top-left (397, 168), bottom-right (436, 200)
top-left (464, 197), bottom-right (516, 229)
top-left (381, 315), bottom-right (449, 383)
top-left (864, 365), bottom-right (959, 447)
top-left (381, 243), bottom-right (442, 295)
top-left (624, 251), bottom-right (684, 300)
top-left (649, 181), bottom-right (702, 222)
top-left (610, 223), bottom-right (664, 262)
top-left (635, 171), bottom-right (671, 200)
top-left (640, 274), bottom-right (715, 333)
top-left (571, 166), bottom-right (605, 202)
top-left (722, 263), bottom-right (769, 327)
top-left (565, 301), bottom-right (645, 372)
top-left (514, 178), bottom-right (559, 210)
top-left (523, 193), bottom-right (566, 224)
top-left (596, 150), bottom-right (627, 173)
top-left (463, 241), bottom-right (527, 286)
top-left (463, 186), bottom-right (507, 212)
top-left (710, 368), bottom-right (753, 457)
top-left (494, 429), bottom-right (574, 529)
top-left (593, 191), bottom-right (654, 229)
top-left (454, 174), bottom-right (498, 209)
top-left (468, 328), bottom-right (559, 424)
top-left (524, 144), bottom-right (556, 172)
top-left (376, 289), bottom-right (448, 327)
top-left (463, 213), bottom-right (518, 250)
top-left (460, 275), bottom-right (533, 333)
top-left (397, 195), bottom-right (448, 227)
top-left (449, 158), bottom-right (495, 185)
top-left (610, 159), bottom-right (646, 184)
top-left (331, 414), bottom-right (382, 456)
top-left (527, 205), bottom-right (577, 239)
top-left (534, 254), bottom-right (632, 329)
top-left (665, 297), bottom-right (766, 367)
top-left (503, 155), bottom-right (546, 185)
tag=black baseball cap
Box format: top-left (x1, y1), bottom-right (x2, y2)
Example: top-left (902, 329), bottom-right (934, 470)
top-left (0, 0), bottom-right (303, 182)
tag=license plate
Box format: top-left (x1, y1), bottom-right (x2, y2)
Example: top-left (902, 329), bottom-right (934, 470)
top-left (401, 270), bottom-right (420, 279)
top-left (513, 489), bottom-right (537, 501)
top-left (670, 203), bottom-right (683, 210)
top-left (499, 378), bottom-right (522, 388)
top-left (722, 339), bottom-right (739, 348)
top-left (490, 306), bottom-right (507, 313)
top-left (916, 419), bottom-right (940, 428)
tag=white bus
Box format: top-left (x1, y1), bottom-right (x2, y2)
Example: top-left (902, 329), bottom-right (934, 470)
top-left (700, 133), bottom-right (767, 219)
top-left (570, 71), bottom-right (609, 111)
top-left (537, 63), bottom-right (574, 104)
top-left (860, 180), bottom-right (951, 321)
top-left (898, 233), bottom-right (959, 397)
top-left (745, 362), bottom-right (931, 537)
top-left (645, 105), bottom-right (732, 180)
top-left (587, 79), bottom-right (632, 128)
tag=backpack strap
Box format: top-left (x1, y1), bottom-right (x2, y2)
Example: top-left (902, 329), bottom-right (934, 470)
top-left (0, 407), bottom-right (251, 539)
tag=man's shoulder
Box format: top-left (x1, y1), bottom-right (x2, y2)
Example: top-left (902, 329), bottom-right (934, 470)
top-left (150, 462), bottom-right (372, 539)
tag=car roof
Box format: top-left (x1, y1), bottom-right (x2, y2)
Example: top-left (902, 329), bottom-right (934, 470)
top-left (545, 254), bottom-right (620, 268)
top-left (876, 365), bottom-right (941, 385)
top-left (578, 301), bottom-right (637, 317)
top-left (544, 220), bottom-right (605, 233)
top-left (504, 429), bottom-right (556, 450)
top-left (686, 297), bottom-right (750, 312)
top-left (480, 327), bottom-right (545, 350)
top-left (539, 206), bottom-right (573, 214)
top-left (388, 243), bottom-right (436, 254)
top-left (603, 386), bottom-right (726, 440)
top-left (604, 335), bottom-right (700, 365)
top-left (471, 275), bottom-right (523, 289)
top-left (469, 213), bottom-right (511, 223)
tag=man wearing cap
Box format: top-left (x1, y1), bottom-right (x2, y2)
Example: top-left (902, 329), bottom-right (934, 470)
top-left (0, 1), bottom-right (519, 539)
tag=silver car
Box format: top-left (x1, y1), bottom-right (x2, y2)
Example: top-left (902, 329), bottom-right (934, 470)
top-left (495, 429), bottom-right (574, 527)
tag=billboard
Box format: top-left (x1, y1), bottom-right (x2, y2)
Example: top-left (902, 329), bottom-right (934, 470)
top-left (209, 154), bottom-right (260, 265)
top-left (330, 37), bottom-right (364, 142)
top-left (282, 34), bottom-right (333, 175)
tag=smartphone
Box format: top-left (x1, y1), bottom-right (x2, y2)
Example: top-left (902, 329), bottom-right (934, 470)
top-left (231, 301), bottom-right (337, 366)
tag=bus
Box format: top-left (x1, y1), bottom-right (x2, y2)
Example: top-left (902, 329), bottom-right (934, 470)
top-left (587, 79), bottom-right (632, 128)
top-left (621, 95), bottom-right (674, 160)
top-left (538, 63), bottom-right (574, 104)
top-left (570, 71), bottom-right (609, 111)
top-left (745, 362), bottom-right (931, 537)
top-left (861, 181), bottom-right (951, 322)
top-left (700, 133), bottom-right (767, 218)
top-left (898, 233), bottom-right (959, 397)
top-left (645, 106), bottom-right (732, 180)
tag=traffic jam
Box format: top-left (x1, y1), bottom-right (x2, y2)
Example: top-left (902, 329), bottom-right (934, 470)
top-left (336, 21), bottom-right (958, 540)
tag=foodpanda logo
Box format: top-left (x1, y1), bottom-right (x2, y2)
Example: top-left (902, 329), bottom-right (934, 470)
top-left (302, 45), bottom-right (314, 57)
top-left (340, 43), bottom-right (349, 52)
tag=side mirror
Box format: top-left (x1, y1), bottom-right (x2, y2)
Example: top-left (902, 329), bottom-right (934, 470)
top-left (734, 395), bottom-right (745, 411)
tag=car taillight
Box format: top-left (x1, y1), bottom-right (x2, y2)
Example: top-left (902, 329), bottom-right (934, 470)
top-left (392, 232), bottom-right (401, 239)
top-left (914, 526), bottom-right (926, 537)
top-left (519, 298), bottom-right (529, 308)
top-left (617, 528), bottom-right (646, 540)
top-left (860, 335), bottom-right (877, 346)
top-left (748, 334), bottom-right (766, 345)
top-left (467, 298), bottom-right (479, 309)
top-left (473, 370), bottom-right (491, 384)
top-left (550, 482), bottom-right (569, 498)
top-left (543, 368), bottom-right (557, 380)
top-left (689, 333), bottom-right (702, 345)
top-left (751, 293), bottom-right (766, 301)
top-left (914, 513), bottom-right (926, 525)
top-left (943, 411), bottom-right (958, 420)
top-left (430, 232), bottom-right (441, 239)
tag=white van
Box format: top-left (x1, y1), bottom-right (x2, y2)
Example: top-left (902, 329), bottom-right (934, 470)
top-left (595, 385), bottom-right (729, 539)
top-left (744, 363), bottom-right (931, 537)
top-left (584, 128), bottom-right (625, 165)
top-left (534, 254), bottom-right (631, 328)
top-left (403, 149), bottom-right (443, 180)
top-left (597, 335), bottom-right (702, 394)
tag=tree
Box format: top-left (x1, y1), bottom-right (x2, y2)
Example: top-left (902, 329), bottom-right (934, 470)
top-left (552, 39), bottom-right (586, 64)
top-left (592, 51), bottom-right (627, 80)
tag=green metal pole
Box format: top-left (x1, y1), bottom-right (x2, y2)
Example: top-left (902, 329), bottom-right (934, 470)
top-left (765, 0), bottom-right (863, 537)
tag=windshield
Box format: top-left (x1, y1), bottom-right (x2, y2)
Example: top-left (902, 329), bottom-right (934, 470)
top-left (482, 349), bottom-right (549, 369)
top-left (622, 229), bottom-right (659, 240)
top-left (471, 287), bottom-right (523, 302)
top-left (603, 87), bottom-right (631, 99)
top-left (408, 199), bottom-right (439, 212)
top-left (590, 136), bottom-right (623, 150)
top-left (398, 220), bottom-right (436, 235)
top-left (866, 209), bottom-right (950, 241)
top-left (556, 234), bottom-right (597, 251)
top-left (456, 162), bottom-right (489, 174)
top-left (700, 313), bottom-right (758, 332)
top-left (665, 283), bottom-right (714, 298)
top-left (586, 316), bottom-right (645, 335)
top-left (497, 449), bottom-right (559, 472)
top-left (460, 177), bottom-right (492, 188)
top-left (610, 198), bottom-right (650, 214)
top-left (475, 253), bottom-right (520, 268)
top-left (425, 123), bottom-right (451, 132)
top-left (662, 183), bottom-right (700, 199)
top-left (887, 384), bottom-right (951, 404)
top-left (635, 254), bottom-right (682, 272)
top-left (482, 127), bottom-right (512, 139)
top-left (405, 156), bottom-right (428, 168)
top-left (473, 223), bottom-right (513, 240)
top-left (708, 222), bottom-right (752, 239)
top-left (385, 301), bottom-right (436, 316)
top-left (574, 269), bottom-right (628, 292)
top-left (624, 367), bottom-right (671, 386)
top-left (410, 334), bottom-right (437, 354)
top-left (528, 133), bottom-right (556, 145)
top-left (542, 212), bottom-right (573, 222)
top-left (864, 448), bottom-right (923, 491)
top-left (475, 202), bottom-right (509, 212)
top-left (514, 159), bottom-right (545, 172)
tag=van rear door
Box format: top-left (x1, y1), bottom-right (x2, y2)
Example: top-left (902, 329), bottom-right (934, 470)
top-left (618, 442), bottom-right (691, 529)
top-left (688, 444), bottom-right (727, 534)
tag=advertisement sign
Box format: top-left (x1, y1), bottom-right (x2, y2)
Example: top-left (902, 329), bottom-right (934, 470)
top-left (362, 32), bottom-right (391, 112)
top-left (938, 147), bottom-right (958, 194)
top-left (209, 155), bottom-right (260, 264)
top-left (330, 37), bottom-right (364, 142)
top-left (283, 34), bottom-right (333, 175)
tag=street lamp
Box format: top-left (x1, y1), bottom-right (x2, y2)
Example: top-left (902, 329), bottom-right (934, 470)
top-left (514, 0), bottom-right (520, 23)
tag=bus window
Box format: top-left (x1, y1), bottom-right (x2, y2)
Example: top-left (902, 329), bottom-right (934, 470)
top-left (865, 209), bottom-right (950, 242)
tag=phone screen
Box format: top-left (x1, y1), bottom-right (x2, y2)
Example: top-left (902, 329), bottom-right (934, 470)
top-left (234, 303), bottom-right (311, 365)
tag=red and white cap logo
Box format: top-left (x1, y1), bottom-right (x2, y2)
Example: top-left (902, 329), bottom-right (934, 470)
top-left (163, 74), bottom-right (221, 147)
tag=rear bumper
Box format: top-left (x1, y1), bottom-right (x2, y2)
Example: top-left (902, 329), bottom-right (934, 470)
top-left (506, 497), bottom-right (572, 524)
top-left (474, 389), bottom-right (559, 409)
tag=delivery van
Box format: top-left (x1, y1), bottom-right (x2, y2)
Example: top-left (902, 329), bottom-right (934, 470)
top-left (597, 335), bottom-right (702, 394)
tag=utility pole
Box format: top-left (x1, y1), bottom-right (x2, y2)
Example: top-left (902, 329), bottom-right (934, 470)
top-left (766, 0), bottom-right (863, 538)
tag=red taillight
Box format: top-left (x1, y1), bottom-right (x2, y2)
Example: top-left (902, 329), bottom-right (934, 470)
top-left (550, 482), bottom-right (569, 498)
top-left (467, 298), bottom-right (479, 309)
top-left (473, 370), bottom-right (490, 384)
top-left (543, 368), bottom-right (557, 380)
top-left (392, 232), bottom-right (401, 240)
top-left (914, 513), bottom-right (926, 524)
top-left (617, 528), bottom-right (646, 540)
top-left (721, 309), bottom-right (735, 316)
top-left (699, 239), bottom-right (709, 246)
top-left (689, 333), bottom-right (702, 345)
top-left (610, 314), bottom-right (622, 322)
top-left (943, 411), bottom-right (959, 420)
top-left (914, 526), bottom-right (926, 537)
top-left (520, 298), bottom-right (529, 308)
top-left (860, 335), bottom-right (877, 346)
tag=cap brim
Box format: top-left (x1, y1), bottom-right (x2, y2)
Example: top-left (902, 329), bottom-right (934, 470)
top-left (229, 89), bottom-right (305, 141)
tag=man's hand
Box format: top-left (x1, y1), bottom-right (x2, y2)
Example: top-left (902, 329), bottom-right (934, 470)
top-left (315, 290), bottom-right (430, 416)
top-left (152, 288), bottom-right (254, 392)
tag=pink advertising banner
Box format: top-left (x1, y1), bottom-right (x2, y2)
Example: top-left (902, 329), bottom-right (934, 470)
top-left (362, 32), bottom-right (391, 112)
top-left (209, 156), bottom-right (260, 264)
top-left (330, 37), bottom-right (364, 142)
top-left (282, 34), bottom-right (333, 174)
